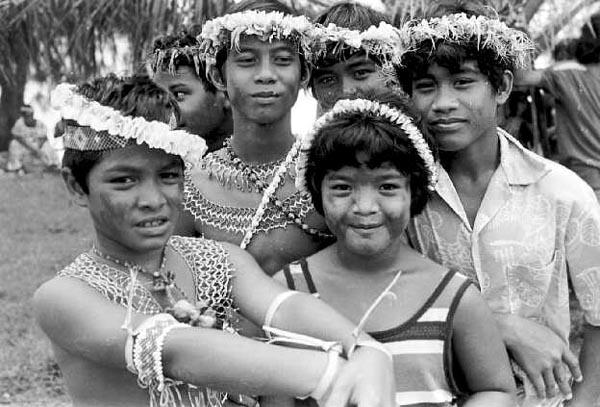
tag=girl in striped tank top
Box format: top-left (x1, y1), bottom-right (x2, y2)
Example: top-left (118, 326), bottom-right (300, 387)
top-left (265, 90), bottom-right (516, 407)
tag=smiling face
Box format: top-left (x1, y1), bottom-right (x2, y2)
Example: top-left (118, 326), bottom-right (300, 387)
top-left (311, 53), bottom-right (387, 112)
top-left (322, 163), bottom-right (411, 259)
top-left (153, 66), bottom-right (231, 150)
top-left (219, 36), bottom-right (305, 125)
top-left (80, 144), bottom-right (183, 259)
top-left (411, 60), bottom-right (511, 153)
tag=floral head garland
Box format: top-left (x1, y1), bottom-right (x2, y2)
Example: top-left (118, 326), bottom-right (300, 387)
top-left (400, 13), bottom-right (534, 69)
top-left (51, 83), bottom-right (207, 162)
top-left (296, 98), bottom-right (438, 193)
top-left (198, 10), bottom-right (315, 71)
top-left (147, 44), bottom-right (204, 76)
top-left (311, 22), bottom-right (405, 79)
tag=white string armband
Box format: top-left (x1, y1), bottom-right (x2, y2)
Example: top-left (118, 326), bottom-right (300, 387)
top-left (348, 339), bottom-right (393, 362)
top-left (300, 348), bottom-right (342, 401)
top-left (125, 313), bottom-right (190, 391)
top-left (263, 291), bottom-right (300, 339)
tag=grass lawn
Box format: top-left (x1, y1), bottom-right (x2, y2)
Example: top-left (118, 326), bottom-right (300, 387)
top-left (0, 172), bottom-right (92, 406)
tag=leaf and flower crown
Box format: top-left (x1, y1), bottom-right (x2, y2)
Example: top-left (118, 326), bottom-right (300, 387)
top-left (198, 10), bottom-right (315, 71)
top-left (310, 22), bottom-right (405, 78)
top-left (51, 83), bottom-right (208, 162)
top-left (399, 13), bottom-right (535, 69)
top-left (296, 97), bottom-right (438, 193)
top-left (147, 43), bottom-right (204, 77)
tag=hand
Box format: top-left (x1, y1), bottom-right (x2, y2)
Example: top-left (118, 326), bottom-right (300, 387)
top-left (320, 346), bottom-right (394, 407)
top-left (496, 314), bottom-right (582, 400)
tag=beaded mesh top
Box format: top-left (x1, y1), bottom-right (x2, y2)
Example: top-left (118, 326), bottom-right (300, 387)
top-left (57, 236), bottom-right (235, 407)
top-left (184, 148), bottom-right (316, 238)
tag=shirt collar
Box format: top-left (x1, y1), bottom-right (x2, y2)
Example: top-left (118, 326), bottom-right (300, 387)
top-left (497, 127), bottom-right (551, 185)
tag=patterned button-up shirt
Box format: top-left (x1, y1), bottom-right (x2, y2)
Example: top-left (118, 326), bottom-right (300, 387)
top-left (408, 129), bottom-right (600, 344)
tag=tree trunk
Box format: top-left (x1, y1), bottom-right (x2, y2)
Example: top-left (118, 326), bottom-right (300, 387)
top-left (0, 75), bottom-right (26, 152)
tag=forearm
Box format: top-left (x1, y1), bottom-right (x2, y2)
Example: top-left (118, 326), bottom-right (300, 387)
top-left (461, 391), bottom-right (516, 407)
top-left (568, 324), bottom-right (600, 407)
top-left (164, 326), bottom-right (327, 397)
top-left (267, 292), bottom-right (374, 353)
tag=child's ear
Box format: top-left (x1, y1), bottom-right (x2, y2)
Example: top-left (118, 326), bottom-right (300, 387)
top-left (216, 91), bottom-right (231, 111)
top-left (495, 69), bottom-right (514, 105)
top-left (61, 168), bottom-right (88, 208)
top-left (208, 66), bottom-right (227, 92)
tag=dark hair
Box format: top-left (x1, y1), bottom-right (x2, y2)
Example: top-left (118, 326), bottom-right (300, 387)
top-left (314, 2), bottom-right (390, 30)
top-left (62, 74), bottom-right (183, 193)
top-left (575, 12), bottom-right (600, 64)
top-left (226, 0), bottom-right (294, 14)
top-left (396, 0), bottom-right (512, 94)
top-left (553, 39), bottom-right (578, 62)
top-left (150, 27), bottom-right (216, 93)
top-left (310, 2), bottom-right (390, 83)
top-left (214, 0), bottom-right (308, 80)
top-left (305, 89), bottom-right (433, 217)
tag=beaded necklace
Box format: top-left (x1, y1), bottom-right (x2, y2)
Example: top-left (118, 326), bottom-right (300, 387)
top-left (199, 136), bottom-right (332, 249)
top-left (90, 246), bottom-right (182, 306)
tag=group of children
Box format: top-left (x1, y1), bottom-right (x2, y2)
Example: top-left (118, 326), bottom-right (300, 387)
top-left (34, 1), bottom-right (600, 407)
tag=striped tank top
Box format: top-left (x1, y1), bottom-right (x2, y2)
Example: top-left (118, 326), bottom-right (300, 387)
top-left (282, 260), bottom-right (471, 407)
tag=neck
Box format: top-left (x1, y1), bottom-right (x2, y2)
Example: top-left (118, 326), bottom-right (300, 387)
top-left (331, 241), bottom-right (408, 275)
top-left (231, 112), bottom-right (295, 163)
top-left (93, 236), bottom-right (165, 272)
top-left (440, 126), bottom-right (500, 179)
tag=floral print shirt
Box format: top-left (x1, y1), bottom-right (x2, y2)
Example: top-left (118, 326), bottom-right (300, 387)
top-left (407, 129), bottom-right (600, 344)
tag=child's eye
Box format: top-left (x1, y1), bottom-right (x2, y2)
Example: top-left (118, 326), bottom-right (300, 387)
top-left (161, 171), bottom-right (182, 183)
top-left (454, 78), bottom-right (475, 87)
top-left (353, 69), bottom-right (374, 80)
top-left (173, 91), bottom-right (186, 101)
top-left (274, 54), bottom-right (294, 65)
top-left (316, 74), bottom-right (337, 87)
top-left (110, 176), bottom-right (136, 185)
top-left (380, 183), bottom-right (400, 191)
top-left (235, 54), bottom-right (256, 65)
top-left (329, 183), bottom-right (351, 192)
top-left (413, 81), bottom-right (435, 93)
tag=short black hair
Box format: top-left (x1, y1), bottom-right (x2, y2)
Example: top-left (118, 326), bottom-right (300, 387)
top-left (396, 0), bottom-right (513, 94)
top-left (305, 89), bottom-right (433, 217)
top-left (214, 0), bottom-right (308, 80)
top-left (150, 27), bottom-right (216, 93)
top-left (62, 74), bottom-right (183, 194)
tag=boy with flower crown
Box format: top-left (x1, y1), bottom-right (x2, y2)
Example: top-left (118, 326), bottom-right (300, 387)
top-left (148, 28), bottom-right (232, 152)
top-left (396, 1), bottom-right (600, 406)
top-left (34, 74), bottom-right (396, 407)
top-left (267, 89), bottom-right (516, 407)
top-left (308, 2), bottom-right (403, 115)
top-left (181, 0), bottom-right (332, 277)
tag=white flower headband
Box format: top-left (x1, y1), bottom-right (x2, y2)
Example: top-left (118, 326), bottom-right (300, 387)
top-left (148, 45), bottom-right (204, 76)
top-left (199, 10), bottom-right (315, 70)
top-left (296, 98), bottom-right (438, 193)
top-left (311, 22), bottom-right (405, 68)
top-left (400, 13), bottom-right (534, 69)
top-left (51, 83), bottom-right (207, 162)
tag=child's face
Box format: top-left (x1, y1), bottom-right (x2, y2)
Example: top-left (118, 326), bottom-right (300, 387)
top-left (153, 66), bottom-right (230, 150)
top-left (83, 144), bottom-right (183, 258)
top-left (312, 53), bottom-right (387, 112)
top-left (411, 60), bottom-right (510, 152)
top-left (222, 36), bottom-right (305, 125)
top-left (321, 162), bottom-right (411, 258)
